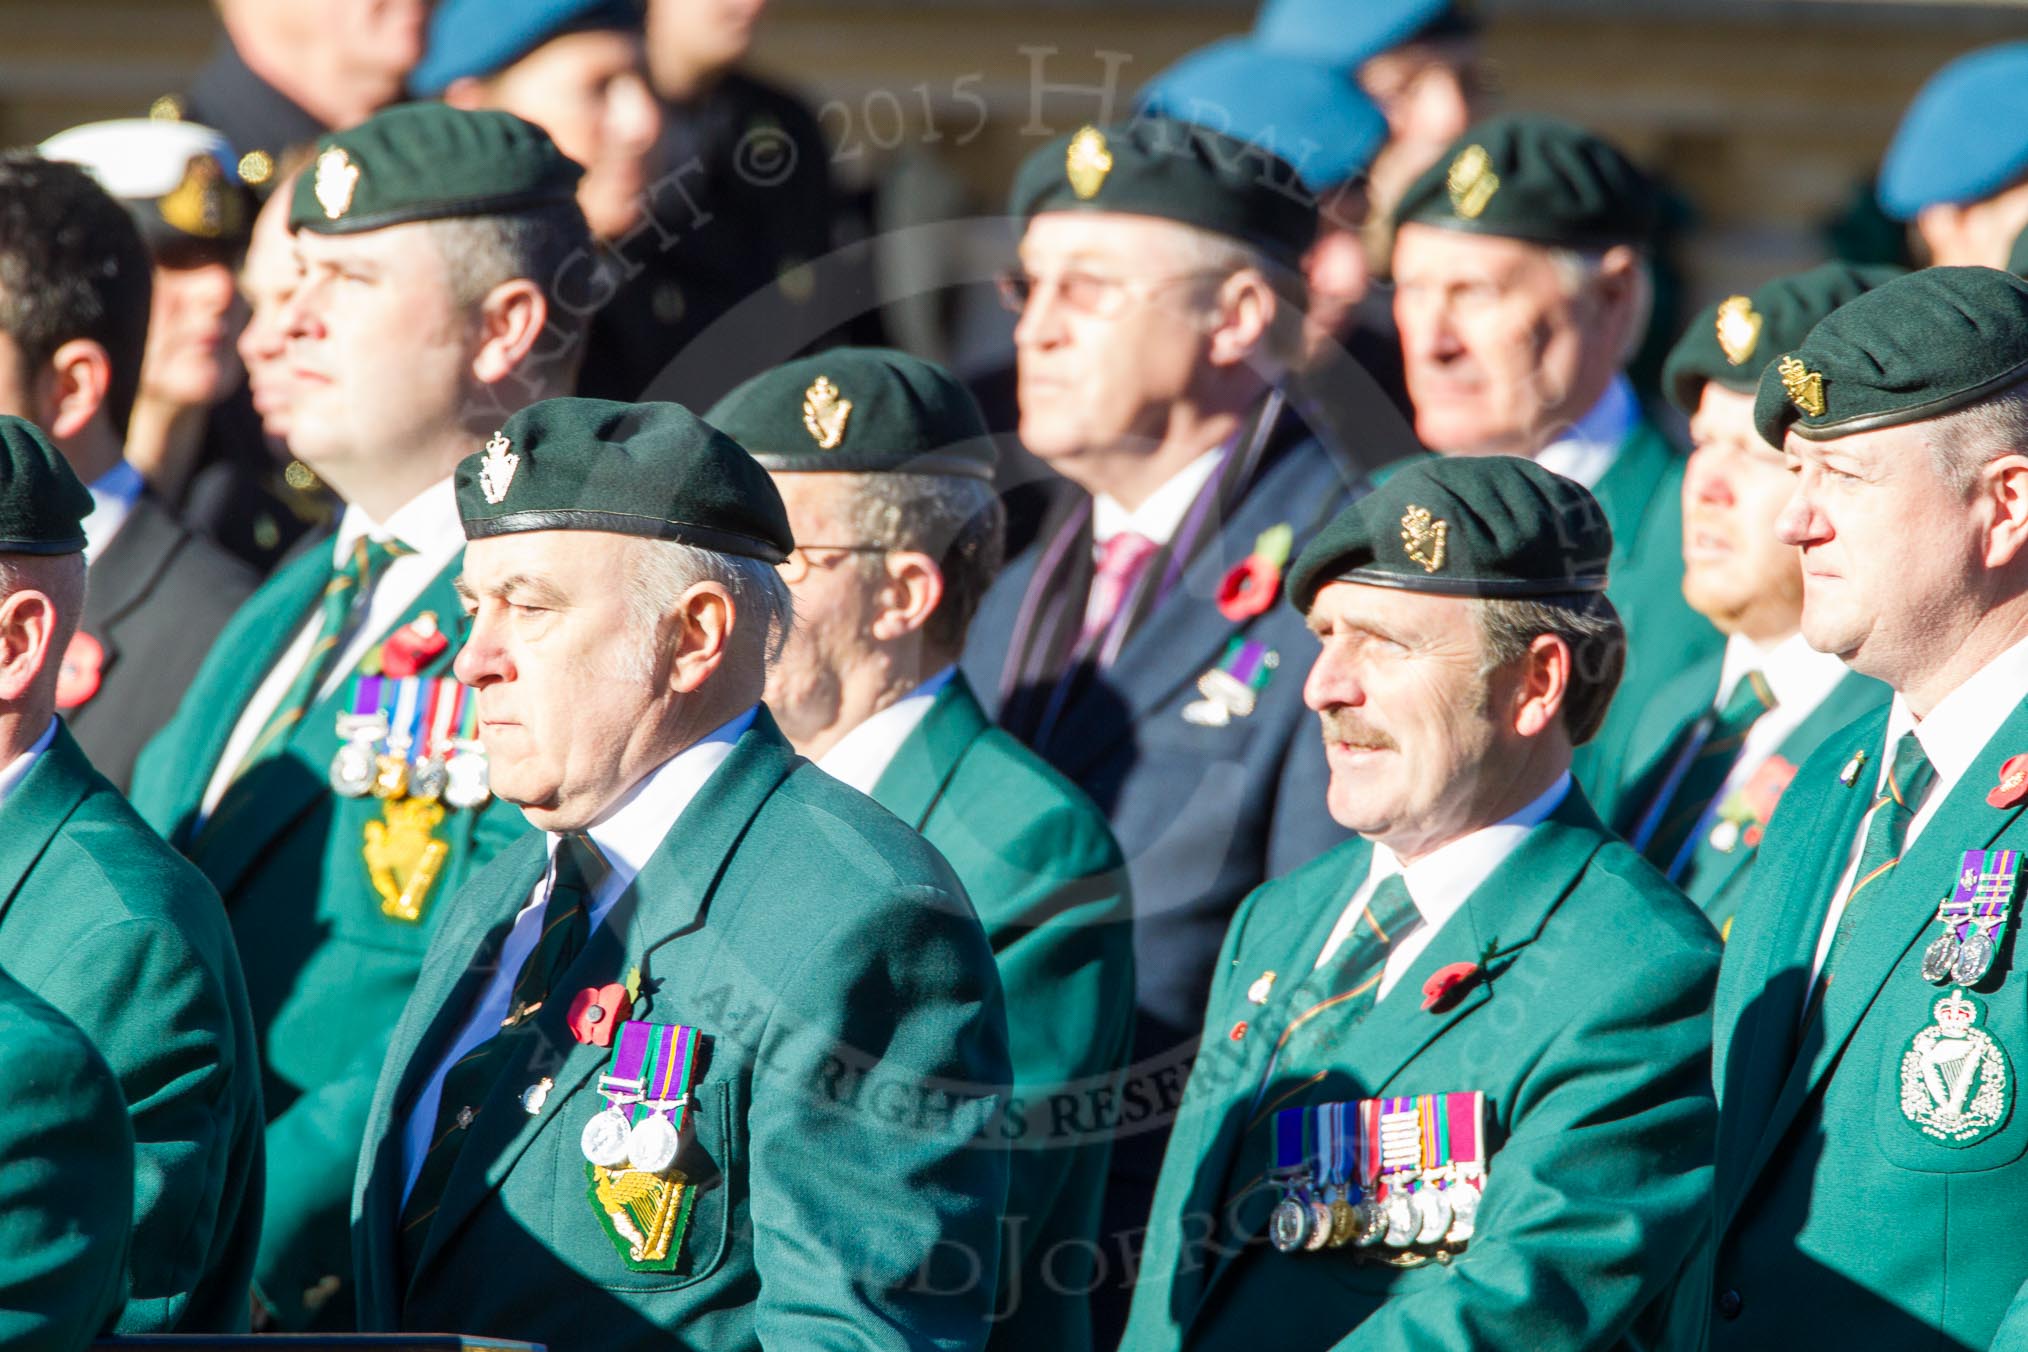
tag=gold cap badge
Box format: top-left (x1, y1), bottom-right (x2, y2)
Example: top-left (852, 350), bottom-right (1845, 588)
top-left (1066, 126), bottom-right (1114, 201)
top-left (1778, 355), bottom-right (1826, 417)
top-left (238, 149), bottom-right (274, 187)
top-left (1446, 145), bottom-right (1499, 220)
top-left (1401, 505), bottom-right (1448, 573)
top-left (801, 376), bottom-right (852, 449)
top-left (479, 431), bottom-right (518, 505)
top-left (1714, 295), bottom-right (1762, 366)
top-left (314, 146), bottom-right (360, 221)
top-left (159, 154), bottom-right (229, 239)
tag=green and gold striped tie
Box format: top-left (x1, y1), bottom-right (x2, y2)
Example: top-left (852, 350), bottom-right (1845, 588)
top-left (1815, 731), bottom-right (1935, 997)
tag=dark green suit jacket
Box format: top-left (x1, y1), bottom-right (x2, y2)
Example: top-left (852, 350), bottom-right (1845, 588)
top-left (1592, 648), bottom-right (1890, 931)
top-left (0, 964), bottom-right (133, 1350)
top-left (129, 540), bottom-right (531, 1327)
top-left (352, 711), bottom-right (1012, 1349)
top-left (0, 722), bottom-right (262, 1333)
top-left (1121, 786), bottom-right (1719, 1351)
top-left (867, 673), bottom-right (1134, 1352)
top-left (1706, 695), bottom-right (2028, 1349)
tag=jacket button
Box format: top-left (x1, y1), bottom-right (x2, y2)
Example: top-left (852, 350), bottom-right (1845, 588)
top-left (1717, 1289), bottom-right (1743, 1320)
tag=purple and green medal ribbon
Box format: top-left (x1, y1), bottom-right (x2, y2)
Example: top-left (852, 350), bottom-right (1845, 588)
top-left (590, 1020), bottom-right (706, 1274)
top-left (1946, 848), bottom-right (2018, 942)
top-left (353, 675), bottom-right (385, 721)
top-left (1216, 636), bottom-right (1276, 693)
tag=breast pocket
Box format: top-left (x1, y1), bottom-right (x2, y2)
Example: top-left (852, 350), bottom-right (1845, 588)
top-left (1874, 976), bottom-right (2028, 1173)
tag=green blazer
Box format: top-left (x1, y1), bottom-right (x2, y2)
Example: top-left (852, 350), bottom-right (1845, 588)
top-left (0, 964), bottom-right (133, 1351)
top-left (129, 541), bottom-right (531, 1328)
top-left (0, 722), bottom-right (262, 1333)
top-left (1592, 650), bottom-right (1890, 931)
top-left (1120, 786), bottom-right (1719, 1351)
top-left (352, 710), bottom-right (1013, 1349)
top-left (1705, 695), bottom-right (2028, 1349)
top-left (867, 673), bottom-right (1134, 1352)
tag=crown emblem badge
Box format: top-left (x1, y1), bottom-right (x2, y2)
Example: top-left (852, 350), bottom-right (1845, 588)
top-left (1066, 126), bottom-right (1114, 201)
top-left (314, 146), bottom-right (360, 221)
top-left (1778, 355), bottom-right (1826, 417)
top-left (1715, 296), bottom-right (1763, 366)
top-left (479, 432), bottom-right (519, 505)
top-left (801, 376), bottom-right (852, 449)
top-left (1446, 145), bottom-right (1499, 219)
top-left (1401, 505), bottom-right (1448, 574)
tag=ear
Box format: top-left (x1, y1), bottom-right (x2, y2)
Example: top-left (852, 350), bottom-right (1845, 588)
top-left (1981, 454), bottom-right (2028, 569)
top-left (38, 339), bottom-right (113, 442)
top-left (469, 279), bottom-right (551, 387)
top-left (667, 580), bottom-right (734, 695)
top-left (0, 587), bottom-right (61, 703)
top-left (1510, 633), bottom-right (1572, 738)
top-left (440, 77), bottom-right (490, 112)
top-left (868, 551), bottom-right (944, 643)
top-left (1587, 243), bottom-right (1641, 328)
top-left (1205, 268), bottom-right (1277, 369)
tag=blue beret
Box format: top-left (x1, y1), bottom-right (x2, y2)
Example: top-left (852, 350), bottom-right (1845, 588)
top-left (1879, 42), bottom-right (2028, 222)
top-left (1252, 0), bottom-right (1467, 70)
top-left (411, 0), bottom-right (643, 97)
top-left (1137, 38), bottom-right (1388, 193)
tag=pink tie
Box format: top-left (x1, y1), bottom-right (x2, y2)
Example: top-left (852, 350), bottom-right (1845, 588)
top-left (1081, 531), bottom-right (1160, 645)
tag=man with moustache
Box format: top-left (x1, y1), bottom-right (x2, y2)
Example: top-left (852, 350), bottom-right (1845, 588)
top-left (708, 346), bottom-right (1132, 1352)
top-left (1120, 455), bottom-right (1718, 1351)
top-left (351, 397), bottom-right (1009, 1348)
top-left (960, 117), bottom-right (1358, 1337)
top-left (1704, 267), bottom-right (2028, 1349)
top-left (1587, 264), bottom-right (1896, 933)
top-left (131, 105), bottom-right (585, 1329)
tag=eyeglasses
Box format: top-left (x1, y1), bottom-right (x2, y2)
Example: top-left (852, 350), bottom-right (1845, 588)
top-left (993, 268), bottom-right (1225, 318)
top-left (777, 544), bottom-right (887, 584)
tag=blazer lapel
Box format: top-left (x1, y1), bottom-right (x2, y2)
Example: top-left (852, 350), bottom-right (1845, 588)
top-left (0, 724), bottom-right (94, 922)
top-left (869, 674), bottom-right (990, 831)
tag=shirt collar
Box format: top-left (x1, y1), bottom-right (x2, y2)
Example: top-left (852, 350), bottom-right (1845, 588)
top-left (815, 666), bottom-right (954, 795)
top-left (1368, 772), bottom-right (1572, 927)
top-left (1090, 446), bottom-right (1225, 548)
top-left (1718, 630), bottom-right (1850, 714)
top-left (0, 716), bottom-right (58, 809)
top-left (333, 476), bottom-right (465, 563)
top-left (1887, 631), bottom-right (2028, 798)
top-left (1534, 375), bottom-right (1636, 490)
top-left (83, 460), bottom-right (145, 559)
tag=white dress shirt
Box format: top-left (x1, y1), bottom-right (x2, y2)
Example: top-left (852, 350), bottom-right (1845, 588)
top-left (1535, 375), bottom-right (1637, 491)
top-left (1808, 633), bottom-right (2028, 986)
top-left (1686, 632), bottom-right (1856, 838)
top-left (83, 460), bottom-right (145, 560)
top-left (401, 706), bottom-right (757, 1202)
top-left (1316, 773), bottom-right (1571, 1000)
top-left (1089, 447), bottom-right (1225, 550)
top-left (197, 479), bottom-right (467, 822)
top-left (0, 717), bottom-right (56, 808)
top-left (816, 666), bottom-right (953, 795)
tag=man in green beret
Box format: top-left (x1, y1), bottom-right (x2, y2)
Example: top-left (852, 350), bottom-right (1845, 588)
top-left (0, 964), bottom-right (135, 1349)
top-left (0, 413), bottom-right (263, 1332)
top-left (1120, 453), bottom-right (1718, 1350)
top-left (708, 346), bottom-right (1134, 1352)
top-left (1702, 266), bottom-right (2028, 1349)
top-left (350, 397), bottom-right (1011, 1347)
top-left (1584, 264), bottom-right (1896, 934)
top-left (129, 102), bottom-right (592, 1329)
top-left (963, 119), bottom-right (1358, 1335)
top-left (1390, 112), bottom-right (1720, 782)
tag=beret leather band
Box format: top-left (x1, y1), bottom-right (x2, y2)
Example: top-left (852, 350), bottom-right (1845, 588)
top-left (1783, 351), bottom-right (2028, 441)
top-left (300, 185), bottom-right (574, 234)
top-left (462, 509), bottom-right (790, 563)
top-left (1324, 568), bottom-right (1609, 599)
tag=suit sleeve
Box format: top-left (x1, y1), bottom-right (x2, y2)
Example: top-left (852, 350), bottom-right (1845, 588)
top-left (748, 882), bottom-right (1013, 1352)
top-left (1334, 936), bottom-right (1720, 1352)
top-left (0, 1002), bottom-right (135, 1350)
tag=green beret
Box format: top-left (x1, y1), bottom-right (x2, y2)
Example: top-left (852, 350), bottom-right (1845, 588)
top-left (1753, 266), bottom-right (2028, 447)
top-left (456, 397), bottom-right (793, 563)
top-left (1287, 454), bottom-right (1611, 612)
top-left (0, 416), bottom-right (90, 556)
top-left (1009, 116), bottom-right (1317, 265)
top-left (290, 104), bottom-right (582, 235)
top-left (1394, 113), bottom-right (1656, 250)
top-left (705, 348), bottom-right (997, 479)
top-left (1663, 262), bottom-right (1905, 415)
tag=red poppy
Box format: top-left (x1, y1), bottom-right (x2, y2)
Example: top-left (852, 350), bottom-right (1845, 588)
top-left (1990, 753), bottom-right (2028, 809)
top-left (381, 614), bottom-right (448, 679)
top-left (1216, 555), bottom-right (1282, 623)
top-left (568, 983), bottom-right (632, 1047)
top-left (1421, 962), bottom-right (1482, 1013)
top-left (1228, 1020), bottom-right (1249, 1042)
top-left (55, 631), bottom-right (104, 709)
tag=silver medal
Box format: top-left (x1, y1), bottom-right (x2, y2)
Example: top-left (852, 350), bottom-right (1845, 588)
top-left (627, 1111), bottom-right (680, 1174)
top-left (1303, 1198), bottom-right (1333, 1251)
top-left (410, 756), bottom-right (448, 803)
top-left (1269, 1196), bottom-right (1310, 1253)
top-left (329, 741), bottom-right (376, 797)
top-left (1922, 932), bottom-right (1962, 985)
top-left (1953, 929), bottom-right (1998, 986)
top-left (1353, 1197), bottom-right (1388, 1247)
top-left (580, 1106), bottom-right (632, 1168)
top-left (1382, 1192), bottom-right (1418, 1247)
top-left (444, 739), bottom-right (491, 810)
top-left (1412, 1185), bottom-right (1453, 1245)
top-left (1445, 1183), bottom-right (1481, 1245)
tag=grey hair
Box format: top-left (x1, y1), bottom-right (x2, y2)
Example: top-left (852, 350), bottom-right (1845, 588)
top-left (1160, 219), bottom-right (1311, 371)
top-left (1920, 380), bottom-right (2028, 493)
top-left (425, 203), bottom-right (595, 390)
top-left (1475, 591), bottom-right (1626, 745)
top-left (1548, 246), bottom-right (1654, 368)
top-left (838, 472), bottom-right (1006, 659)
top-left (620, 538), bottom-right (793, 681)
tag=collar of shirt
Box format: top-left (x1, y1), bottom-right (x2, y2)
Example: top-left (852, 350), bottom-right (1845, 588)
top-left (815, 666), bottom-right (954, 796)
top-left (332, 476), bottom-right (466, 563)
top-left (84, 460), bottom-right (145, 559)
top-left (1718, 630), bottom-right (1851, 716)
top-left (0, 716), bottom-right (57, 809)
top-left (1533, 375), bottom-right (1637, 491)
top-left (1090, 446), bottom-right (1225, 549)
top-left (1881, 629), bottom-right (2028, 833)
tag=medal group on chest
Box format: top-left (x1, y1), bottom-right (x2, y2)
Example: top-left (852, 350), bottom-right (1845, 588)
top-left (1269, 1094), bottom-right (1486, 1263)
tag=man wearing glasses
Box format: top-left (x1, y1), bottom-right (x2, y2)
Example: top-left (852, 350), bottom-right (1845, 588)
top-left (961, 115), bottom-right (1359, 1342)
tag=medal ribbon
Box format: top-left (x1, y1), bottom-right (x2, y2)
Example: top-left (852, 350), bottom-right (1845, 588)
top-left (1272, 1107), bottom-right (1307, 1180)
top-left (1322, 1103), bottom-right (1347, 1192)
top-left (425, 681), bottom-right (462, 761)
top-left (639, 1022), bottom-right (702, 1135)
top-left (1445, 1092), bottom-right (1484, 1168)
top-left (602, 1019), bottom-right (652, 1108)
top-left (389, 677), bottom-right (422, 755)
top-left (354, 675), bottom-right (385, 719)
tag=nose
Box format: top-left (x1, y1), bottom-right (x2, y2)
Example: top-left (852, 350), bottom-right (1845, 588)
top-left (1774, 478), bottom-right (1821, 548)
top-left (612, 72), bottom-right (664, 155)
top-left (1302, 644), bottom-right (1363, 716)
top-left (280, 273), bottom-right (325, 347)
top-left (1686, 445), bottom-right (1732, 506)
top-left (452, 609), bottom-right (510, 688)
top-left (1012, 275), bottom-right (1066, 351)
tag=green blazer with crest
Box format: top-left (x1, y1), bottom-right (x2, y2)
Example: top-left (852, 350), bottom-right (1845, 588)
top-left (129, 539), bottom-right (532, 1328)
top-left (1704, 695), bottom-right (2028, 1349)
top-left (0, 963), bottom-right (134, 1351)
top-left (351, 710), bottom-right (1012, 1349)
top-left (867, 672), bottom-right (1134, 1352)
top-left (0, 722), bottom-right (262, 1333)
top-left (1119, 786), bottom-right (1719, 1351)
